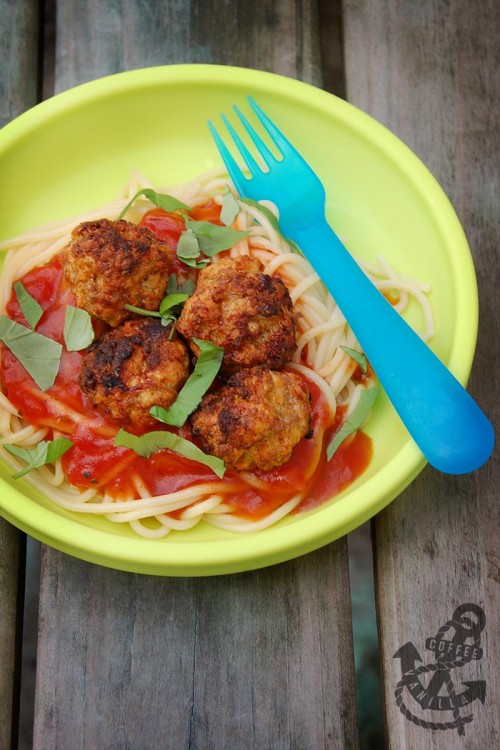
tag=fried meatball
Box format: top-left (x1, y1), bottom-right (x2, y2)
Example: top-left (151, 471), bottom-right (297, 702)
top-left (190, 367), bottom-right (311, 471)
top-left (79, 318), bottom-right (189, 427)
top-left (63, 218), bottom-right (175, 327)
top-left (176, 256), bottom-right (298, 373)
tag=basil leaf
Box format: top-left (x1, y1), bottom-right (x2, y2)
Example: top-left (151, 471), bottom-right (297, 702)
top-left (159, 293), bottom-right (191, 315)
top-left (118, 188), bottom-right (189, 220)
top-left (0, 316), bottom-right (62, 391)
top-left (326, 386), bottom-right (380, 460)
top-left (5, 437), bottom-right (73, 479)
top-left (239, 196), bottom-right (304, 256)
top-left (114, 428), bottom-right (225, 478)
top-left (177, 227), bottom-right (203, 266)
top-left (63, 306), bottom-right (94, 351)
top-left (340, 345), bottom-right (368, 374)
top-left (220, 188), bottom-right (241, 226)
top-left (166, 275), bottom-right (195, 296)
top-left (183, 217), bottom-right (249, 256)
top-left (14, 282), bottom-right (43, 330)
top-left (151, 338), bottom-right (224, 428)
top-left (123, 304), bottom-right (161, 318)
top-left (123, 276), bottom-right (195, 323)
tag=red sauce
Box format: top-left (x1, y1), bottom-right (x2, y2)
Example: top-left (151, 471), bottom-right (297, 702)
top-left (0, 209), bottom-right (373, 520)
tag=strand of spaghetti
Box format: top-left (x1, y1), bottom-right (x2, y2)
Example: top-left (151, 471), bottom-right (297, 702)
top-left (204, 495), bottom-right (302, 532)
top-left (50, 481), bottom-right (234, 514)
top-left (0, 424), bottom-right (48, 447)
top-left (370, 255), bottom-right (433, 293)
top-left (128, 519), bottom-right (172, 538)
top-left (289, 272), bottom-right (322, 304)
top-left (14, 472), bottom-right (100, 504)
top-left (180, 495), bottom-right (225, 519)
top-left (374, 280), bottom-right (435, 340)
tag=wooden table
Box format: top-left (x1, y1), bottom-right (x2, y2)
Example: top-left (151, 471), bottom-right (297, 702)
top-left (1, 1), bottom-right (498, 748)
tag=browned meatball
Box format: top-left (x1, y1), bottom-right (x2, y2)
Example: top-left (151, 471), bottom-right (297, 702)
top-left (190, 367), bottom-right (311, 471)
top-left (79, 318), bottom-right (189, 427)
top-left (63, 218), bottom-right (174, 327)
top-left (176, 256), bottom-right (298, 373)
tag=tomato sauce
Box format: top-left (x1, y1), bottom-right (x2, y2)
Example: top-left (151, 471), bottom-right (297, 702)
top-left (0, 208), bottom-right (373, 520)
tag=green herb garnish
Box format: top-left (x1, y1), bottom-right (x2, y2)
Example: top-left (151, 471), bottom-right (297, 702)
top-left (220, 188), bottom-right (241, 226)
top-left (326, 386), bottom-right (380, 460)
top-left (0, 316), bottom-right (62, 391)
top-left (14, 282), bottom-right (43, 330)
top-left (151, 338), bottom-right (223, 428)
top-left (340, 346), bottom-right (368, 374)
top-left (176, 218), bottom-right (249, 267)
top-left (176, 227), bottom-right (206, 267)
top-left (118, 188), bottom-right (189, 220)
top-left (63, 306), bottom-right (94, 351)
top-left (114, 428), bottom-right (225, 478)
top-left (5, 437), bottom-right (73, 479)
top-left (124, 275), bottom-right (195, 327)
top-left (185, 217), bottom-right (248, 256)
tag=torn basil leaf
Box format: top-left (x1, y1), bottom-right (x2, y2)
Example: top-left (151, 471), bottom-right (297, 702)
top-left (124, 276), bottom-right (195, 325)
top-left (184, 217), bottom-right (248, 256)
top-left (166, 274), bottom-right (195, 297)
top-left (326, 386), bottom-right (380, 460)
top-left (63, 306), bottom-right (94, 351)
top-left (159, 293), bottom-right (191, 315)
top-left (220, 188), bottom-right (241, 226)
top-left (0, 316), bottom-right (62, 391)
top-left (123, 304), bottom-right (162, 318)
top-left (5, 437), bottom-right (73, 479)
top-left (14, 282), bottom-right (43, 330)
top-left (340, 345), bottom-right (367, 374)
top-left (176, 227), bottom-right (203, 266)
top-left (151, 338), bottom-right (224, 428)
top-left (114, 428), bottom-right (225, 478)
top-left (118, 188), bottom-right (189, 220)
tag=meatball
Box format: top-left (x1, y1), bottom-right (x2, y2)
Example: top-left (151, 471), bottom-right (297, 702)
top-left (63, 218), bottom-right (175, 327)
top-left (176, 256), bottom-right (298, 373)
top-left (190, 367), bottom-right (311, 471)
top-left (79, 318), bottom-right (189, 427)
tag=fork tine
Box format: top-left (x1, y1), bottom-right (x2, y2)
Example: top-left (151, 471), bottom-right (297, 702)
top-left (232, 105), bottom-right (277, 168)
top-left (247, 96), bottom-right (295, 159)
top-left (208, 120), bottom-right (247, 194)
top-left (220, 112), bottom-right (263, 176)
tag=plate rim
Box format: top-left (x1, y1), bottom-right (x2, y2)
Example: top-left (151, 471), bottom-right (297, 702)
top-left (0, 64), bottom-right (479, 575)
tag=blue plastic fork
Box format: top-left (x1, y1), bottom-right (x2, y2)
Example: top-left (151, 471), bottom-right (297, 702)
top-left (208, 97), bottom-right (494, 474)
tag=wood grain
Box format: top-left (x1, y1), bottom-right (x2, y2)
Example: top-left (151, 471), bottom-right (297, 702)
top-left (0, 0), bottom-right (39, 126)
top-left (54, 0), bottom-right (323, 93)
top-left (31, 2), bottom-right (359, 748)
top-left (34, 544), bottom-right (357, 749)
top-left (0, 1), bottom-right (40, 746)
top-left (342, 0), bottom-right (499, 747)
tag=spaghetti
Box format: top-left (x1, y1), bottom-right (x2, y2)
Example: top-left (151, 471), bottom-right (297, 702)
top-left (0, 169), bottom-right (434, 537)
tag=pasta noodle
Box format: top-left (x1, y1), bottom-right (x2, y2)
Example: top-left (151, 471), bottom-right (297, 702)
top-left (0, 169), bottom-right (434, 536)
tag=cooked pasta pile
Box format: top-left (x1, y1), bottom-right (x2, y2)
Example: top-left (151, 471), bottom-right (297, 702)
top-left (0, 169), bottom-right (434, 536)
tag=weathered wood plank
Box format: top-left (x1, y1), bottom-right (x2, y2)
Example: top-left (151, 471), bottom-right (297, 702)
top-left (0, 1), bottom-right (40, 746)
top-left (0, 526), bottom-right (25, 750)
top-left (342, 0), bottom-right (499, 747)
top-left (0, 0), bottom-right (39, 126)
top-left (54, 0), bottom-right (322, 93)
top-left (32, 2), bottom-right (359, 748)
top-left (34, 544), bottom-right (356, 749)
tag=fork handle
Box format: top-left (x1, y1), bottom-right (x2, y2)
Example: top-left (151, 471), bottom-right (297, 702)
top-left (289, 216), bottom-right (494, 474)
